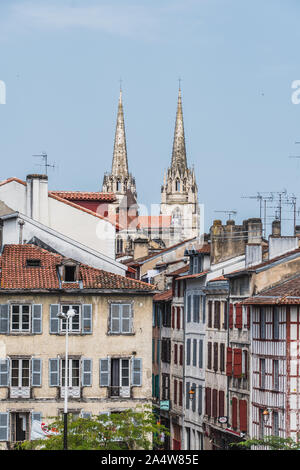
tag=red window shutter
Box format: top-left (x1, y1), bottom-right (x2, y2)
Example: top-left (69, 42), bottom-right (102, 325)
top-left (247, 306), bottom-right (250, 329)
top-left (179, 345), bottom-right (183, 366)
top-left (219, 390), bottom-right (225, 417)
top-left (226, 347), bottom-right (233, 376)
top-left (172, 307), bottom-right (175, 329)
top-left (229, 303), bottom-right (233, 329)
top-left (212, 389), bottom-right (218, 418)
top-left (206, 387), bottom-right (211, 416)
top-left (239, 400), bottom-right (247, 432)
top-left (223, 302), bottom-right (228, 329)
top-left (174, 379), bottom-right (178, 405)
top-left (179, 381), bottom-right (183, 406)
top-left (232, 397), bottom-right (238, 430)
top-left (233, 348), bottom-right (242, 378)
top-left (174, 344), bottom-right (178, 365)
top-left (177, 307), bottom-right (180, 330)
top-left (235, 304), bottom-right (242, 329)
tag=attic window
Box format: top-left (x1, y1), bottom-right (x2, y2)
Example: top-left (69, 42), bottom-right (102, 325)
top-left (26, 259), bottom-right (41, 267)
top-left (64, 265), bottom-right (76, 282)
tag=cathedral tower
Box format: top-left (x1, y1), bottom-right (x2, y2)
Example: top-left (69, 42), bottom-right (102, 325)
top-left (102, 90), bottom-right (137, 202)
top-left (160, 87), bottom-right (199, 242)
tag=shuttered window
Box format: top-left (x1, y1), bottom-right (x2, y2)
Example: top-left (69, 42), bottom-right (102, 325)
top-left (223, 302), bottom-right (228, 329)
top-left (174, 344), bottom-right (178, 365)
top-left (193, 296), bottom-right (200, 323)
top-left (207, 342), bottom-right (212, 370)
top-left (32, 305), bottom-right (42, 334)
top-left (82, 305), bottom-right (92, 334)
top-left (229, 304), bottom-right (233, 329)
top-left (208, 301), bottom-right (212, 328)
top-left (49, 359), bottom-right (60, 387)
top-left (110, 304), bottom-right (132, 334)
top-left (214, 301), bottom-right (220, 329)
top-left (239, 400), bottom-right (247, 432)
top-left (235, 304), bottom-right (242, 329)
top-left (179, 381), bottom-right (183, 406)
top-left (0, 359), bottom-right (9, 387)
top-left (232, 397), bottom-right (238, 429)
top-left (213, 342), bottom-right (218, 372)
top-left (186, 339), bottom-right (191, 366)
top-left (99, 359), bottom-right (110, 386)
top-left (233, 349), bottom-right (242, 378)
top-left (174, 379), bottom-right (178, 405)
top-left (205, 387), bottom-right (211, 416)
top-left (260, 307), bottom-right (266, 339)
top-left (220, 343), bottom-right (225, 372)
top-left (132, 358), bottom-right (142, 386)
top-left (0, 305), bottom-right (9, 334)
top-left (179, 344), bottom-right (183, 366)
top-left (219, 390), bottom-right (225, 417)
top-left (192, 383), bottom-right (196, 412)
top-left (186, 382), bottom-right (190, 409)
top-left (0, 413), bottom-right (9, 441)
top-left (187, 296), bottom-right (191, 323)
top-left (198, 385), bottom-right (203, 415)
top-left (172, 307), bottom-right (175, 329)
top-left (212, 389), bottom-right (218, 418)
top-left (273, 306), bottom-right (279, 340)
top-left (31, 358), bottom-right (42, 386)
top-left (226, 347), bottom-right (233, 376)
top-left (273, 359), bottom-right (279, 391)
top-left (177, 307), bottom-right (181, 329)
top-left (82, 359), bottom-right (92, 386)
top-left (247, 306), bottom-right (250, 329)
top-left (193, 340), bottom-right (197, 366)
top-left (260, 358), bottom-right (266, 389)
top-left (199, 339), bottom-right (203, 369)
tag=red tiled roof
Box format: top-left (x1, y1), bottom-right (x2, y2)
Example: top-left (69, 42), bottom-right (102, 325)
top-left (0, 245), bottom-right (155, 292)
top-left (243, 275), bottom-right (300, 305)
top-left (176, 270), bottom-right (209, 281)
top-left (197, 244), bottom-right (211, 254)
top-left (50, 191), bottom-right (116, 202)
top-left (167, 265), bottom-right (190, 276)
top-left (0, 177), bottom-right (27, 187)
top-left (208, 275), bottom-right (227, 282)
top-left (153, 289), bottom-right (173, 302)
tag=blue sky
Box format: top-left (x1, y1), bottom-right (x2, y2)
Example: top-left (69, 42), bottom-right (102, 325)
top-left (0, 0), bottom-right (300, 233)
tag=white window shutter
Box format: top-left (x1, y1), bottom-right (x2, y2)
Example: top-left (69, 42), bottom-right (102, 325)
top-left (82, 305), bottom-right (92, 334)
top-left (31, 358), bottom-right (42, 387)
top-left (0, 359), bottom-right (9, 387)
top-left (0, 305), bottom-right (9, 334)
top-left (32, 305), bottom-right (42, 334)
top-left (50, 305), bottom-right (60, 334)
top-left (99, 358), bottom-right (110, 386)
top-left (81, 358), bottom-right (92, 386)
top-left (0, 413), bottom-right (9, 441)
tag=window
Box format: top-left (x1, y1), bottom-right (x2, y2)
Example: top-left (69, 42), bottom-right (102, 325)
top-left (61, 305), bottom-right (81, 332)
top-left (179, 345), bottom-right (183, 366)
top-left (109, 304), bottom-right (132, 334)
top-left (207, 342), bottom-right (212, 370)
top-left (214, 301), bottom-right (220, 329)
top-left (49, 357), bottom-right (92, 390)
top-left (199, 340), bottom-right (203, 369)
top-left (99, 357), bottom-right (142, 394)
top-left (223, 302), bottom-right (227, 329)
top-left (273, 306), bottom-right (279, 340)
top-left (212, 389), bottom-right (218, 418)
top-left (179, 381), bottom-right (183, 406)
top-left (198, 386), bottom-right (203, 415)
top-left (273, 411), bottom-right (279, 436)
top-left (187, 296), bottom-right (191, 323)
top-left (62, 359), bottom-right (80, 387)
top-left (186, 339), bottom-right (191, 366)
top-left (11, 359), bottom-right (30, 387)
top-left (193, 296), bottom-right (200, 323)
top-left (176, 180), bottom-right (180, 192)
top-left (64, 265), bottom-right (76, 282)
top-left (242, 350), bottom-right (248, 379)
top-left (219, 390), bottom-right (224, 417)
top-left (208, 301), bottom-right (212, 328)
top-left (186, 382), bottom-right (190, 410)
top-left (260, 307), bottom-right (266, 339)
top-left (260, 358), bottom-right (266, 389)
top-left (116, 237), bottom-right (123, 254)
top-left (163, 304), bottom-right (171, 327)
top-left (273, 360), bottom-right (279, 391)
top-left (162, 338), bottom-right (171, 363)
top-left (11, 305), bottom-right (31, 332)
top-left (220, 343), bottom-right (225, 372)
top-left (193, 340), bottom-right (197, 366)
top-left (174, 344), bottom-right (178, 365)
top-left (213, 343), bottom-right (218, 372)
top-left (259, 409), bottom-right (265, 439)
top-left (176, 307), bottom-right (181, 329)
top-left (174, 379), bottom-right (178, 405)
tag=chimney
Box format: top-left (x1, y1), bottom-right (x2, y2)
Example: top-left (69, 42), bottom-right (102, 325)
top-left (133, 236), bottom-right (149, 260)
top-left (26, 174), bottom-right (49, 225)
top-left (272, 219), bottom-right (281, 237)
top-left (247, 218), bottom-right (262, 244)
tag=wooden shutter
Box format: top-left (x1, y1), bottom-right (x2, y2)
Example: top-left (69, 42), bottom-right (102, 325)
top-left (213, 342), bottom-right (218, 371)
top-left (212, 389), bottom-right (218, 417)
top-left (31, 412), bottom-right (42, 423)
top-left (99, 358), bottom-right (110, 386)
top-left (239, 400), bottom-right (247, 432)
top-left (233, 349), bottom-right (242, 377)
top-left (226, 347), bottom-right (233, 376)
top-left (232, 397), bottom-right (238, 429)
top-left (214, 301), bottom-right (220, 329)
top-left (247, 306), bottom-right (250, 329)
top-left (193, 339), bottom-right (197, 366)
top-left (187, 296), bottom-right (191, 323)
top-left (49, 358), bottom-right (60, 386)
top-left (0, 413), bottom-right (9, 441)
top-left (174, 379), bottom-right (177, 405)
top-left (179, 381), bottom-right (183, 406)
top-left (32, 304), bottom-right (42, 334)
top-left (220, 343), bottom-right (225, 372)
top-left (174, 344), bottom-right (178, 365)
top-left (198, 385), bottom-right (203, 415)
top-left (186, 339), bottom-right (191, 366)
top-left (31, 358), bottom-right (42, 387)
top-left (179, 345), bottom-right (183, 366)
top-left (229, 303), bottom-right (233, 329)
top-left (199, 339), bottom-right (203, 368)
top-left (219, 390), bottom-right (225, 417)
top-left (207, 342), bottom-right (212, 370)
top-left (111, 304), bottom-right (120, 333)
top-left (0, 305), bottom-right (9, 334)
top-left (49, 305), bottom-right (60, 334)
top-left (205, 387), bottom-right (211, 416)
top-left (202, 296), bottom-right (206, 324)
top-left (172, 307), bottom-right (175, 329)
top-left (132, 358), bottom-right (142, 386)
top-left (235, 304), bottom-right (242, 329)
top-left (177, 307), bottom-right (180, 329)
top-left (208, 301), bottom-right (212, 328)
top-left (81, 359), bottom-right (92, 386)
top-left (223, 301), bottom-right (228, 329)
top-left (0, 359), bottom-right (9, 387)
top-left (192, 383), bottom-right (196, 412)
top-left (82, 305), bottom-right (92, 334)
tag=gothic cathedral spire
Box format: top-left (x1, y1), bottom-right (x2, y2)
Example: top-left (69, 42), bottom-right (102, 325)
top-left (171, 87), bottom-right (188, 174)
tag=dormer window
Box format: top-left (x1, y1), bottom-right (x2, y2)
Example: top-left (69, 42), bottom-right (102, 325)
top-left (26, 259), bottom-right (41, 267)
top-left (65, 266), bottom-right (76, 282)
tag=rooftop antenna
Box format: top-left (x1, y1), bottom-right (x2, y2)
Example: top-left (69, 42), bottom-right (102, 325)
top-left (241, 192), bottom-right (274, 237)
top-left (32, 152), bottom-right (56, 175)
top-left (214, 210), bottom-right (237, 220)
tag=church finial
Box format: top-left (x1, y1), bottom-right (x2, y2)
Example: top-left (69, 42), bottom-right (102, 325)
top-left (171, 85), bottom-right (187, 173)
top-left (112, 87), bottom-right (129, 177)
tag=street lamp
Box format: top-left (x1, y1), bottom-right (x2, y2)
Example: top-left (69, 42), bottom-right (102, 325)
top-left (57, 307), bottom-right (76, 450)
top-left (263, 408), bottom-right (272, 424)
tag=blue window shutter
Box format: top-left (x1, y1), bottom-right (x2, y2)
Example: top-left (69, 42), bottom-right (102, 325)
top-left (0, 359), bottom-right (9, 387)
top-left (0, 305), bottom-right (9, 334)
top-left (132, 358), bottom-right (142, 386)
top-left (50, 305), bottom-right (60, 334)
top-left (0, 413), bottom-right (9, 441)
top-left (32, 305), bottom-right (42, 334)
top-left (49, 358), bottom-right (60, 386)
top-left (82, 305), bottom-right (92, 334)
top-left (31, 358), bottom-right (42, 387)
top-left (82, 359), bottom-right (92, 386)
top-left (99, 359), bottom-right (110, 386)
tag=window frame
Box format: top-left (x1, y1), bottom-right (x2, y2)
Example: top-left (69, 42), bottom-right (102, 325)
top-left (109, 303), bottom-right (133, 335)
top-left (10, 304), bottom-right (31, 333)
top-left (60, 305), bottom-right (81, 333)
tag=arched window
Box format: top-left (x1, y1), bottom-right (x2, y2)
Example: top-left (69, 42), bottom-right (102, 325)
top-left (116, 180), bottom-right (121, 192)
top-left (176, 179), bottom-right (181, 192)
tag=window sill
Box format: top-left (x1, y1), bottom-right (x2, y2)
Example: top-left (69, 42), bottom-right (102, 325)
top-left (106, 332), bottom-right (135, 336)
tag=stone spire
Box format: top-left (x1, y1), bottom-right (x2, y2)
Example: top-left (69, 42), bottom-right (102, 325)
top-left (111, 89), bottom-right (129, 177)
top-left (171, 87), bottom-right (187, 173)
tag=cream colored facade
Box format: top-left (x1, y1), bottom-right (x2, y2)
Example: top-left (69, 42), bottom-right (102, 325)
top-left (0, 291), bottom-right (153, 446)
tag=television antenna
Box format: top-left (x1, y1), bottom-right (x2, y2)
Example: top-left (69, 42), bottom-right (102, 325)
top-left (214, 210), bottom-right (237, 220)
top-left (33, 152), bottom-right (56, 175)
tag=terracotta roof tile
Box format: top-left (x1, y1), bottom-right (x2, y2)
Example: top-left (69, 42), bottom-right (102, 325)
top-left (50, 191), bottom-right (116, 202)
top-left (175, 270), bottom-right (209, 281)
top-left (243, 275), bottom-right (300, 305)
top-left (0, 245), bottom-right (155, 292)
top-left (153, 289), bottom-right (173, 301)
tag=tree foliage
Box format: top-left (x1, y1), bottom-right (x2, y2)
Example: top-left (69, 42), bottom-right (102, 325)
top-left (235, 435), bottom-right (300, 450)
top-left (20, 406), bottom-right (168, 451)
